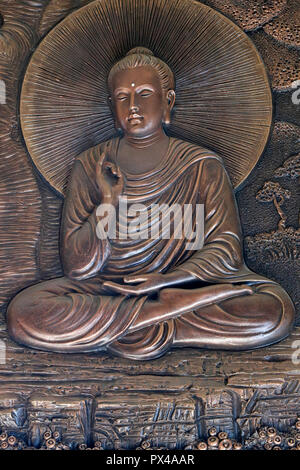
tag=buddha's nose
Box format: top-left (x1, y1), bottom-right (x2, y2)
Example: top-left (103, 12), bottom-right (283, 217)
top-left (129, 95), bottom-right (139, 113)
top-left (129, 104), bottom-right (139, 114)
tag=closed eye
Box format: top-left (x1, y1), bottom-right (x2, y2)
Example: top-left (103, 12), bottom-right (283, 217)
top-left (139, 90), bottom-right (153, 98)
top-left (116, 94), bottom-right (128, 101)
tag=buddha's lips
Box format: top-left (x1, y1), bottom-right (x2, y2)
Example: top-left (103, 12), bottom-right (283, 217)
top-left (128, 114), bottom-right (143, 122)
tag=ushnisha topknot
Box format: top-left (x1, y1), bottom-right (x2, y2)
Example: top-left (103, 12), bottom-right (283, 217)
top-left (126, 47), bottom-right (154, 56)
top-left (108, 47), bottom-right (175, 93)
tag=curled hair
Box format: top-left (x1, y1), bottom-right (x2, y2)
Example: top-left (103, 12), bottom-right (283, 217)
top-left (108, 47), bottom-right (175, 93)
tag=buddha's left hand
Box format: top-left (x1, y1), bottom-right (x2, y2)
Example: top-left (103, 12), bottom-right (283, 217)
top-left (102, 271), bottom-right (194, 296)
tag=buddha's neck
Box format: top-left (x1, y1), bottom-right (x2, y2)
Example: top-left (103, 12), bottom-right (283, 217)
top-left (124, 128), bottom-right (167, 149)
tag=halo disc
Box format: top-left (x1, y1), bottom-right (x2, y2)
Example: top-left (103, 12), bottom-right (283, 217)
top-left (21, 0), bottom-right (272, 195)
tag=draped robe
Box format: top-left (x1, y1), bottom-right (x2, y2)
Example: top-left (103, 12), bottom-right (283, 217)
top-left (7, 137), bottom-right (295, 360)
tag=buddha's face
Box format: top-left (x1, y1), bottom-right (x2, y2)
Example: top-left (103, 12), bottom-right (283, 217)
top-left (110, 65), bottom-right (174, 138)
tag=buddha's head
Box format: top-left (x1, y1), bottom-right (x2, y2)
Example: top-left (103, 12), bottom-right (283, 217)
top-left (108, 47), bottom-right (175, 138)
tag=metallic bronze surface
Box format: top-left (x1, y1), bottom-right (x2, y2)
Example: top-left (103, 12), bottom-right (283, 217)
top-left (7, 46), bottom-right (295, 360)
top-left (0, 0), bottom-right (299, 450)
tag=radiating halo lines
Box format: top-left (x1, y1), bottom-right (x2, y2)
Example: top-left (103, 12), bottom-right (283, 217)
top-left (20, 0), bottom-right (272, 196)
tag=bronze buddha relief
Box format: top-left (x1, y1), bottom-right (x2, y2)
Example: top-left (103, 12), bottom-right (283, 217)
top-left (6, 47), bottom-right (295, 360)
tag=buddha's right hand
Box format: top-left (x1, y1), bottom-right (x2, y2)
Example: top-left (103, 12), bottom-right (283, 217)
top-left (96, 152), bottom-right (124, 206)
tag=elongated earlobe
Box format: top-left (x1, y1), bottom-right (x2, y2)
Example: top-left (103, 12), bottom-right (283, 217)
top-left (163, 110), bottom-right (171, 126)
top-left (163, 90), bottom-right (175, 125)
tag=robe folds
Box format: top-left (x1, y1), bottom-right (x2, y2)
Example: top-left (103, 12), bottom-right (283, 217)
top-left (7, 137), bottom-right (295, 360)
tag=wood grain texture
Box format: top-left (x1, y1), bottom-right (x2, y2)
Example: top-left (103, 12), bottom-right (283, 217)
top-left (0, 1), bottom-right (42, 307)
top-left (37, 181), bottom-right (63, 280)
top-left (0, 0), bottom-right (92, 309)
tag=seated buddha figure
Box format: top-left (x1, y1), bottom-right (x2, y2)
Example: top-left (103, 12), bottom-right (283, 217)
top-left (7, 48), bottom-right (295, 360)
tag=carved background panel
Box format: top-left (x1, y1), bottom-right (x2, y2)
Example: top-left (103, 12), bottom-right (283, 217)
top-left (0, 0), bottom-right (299, 450)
